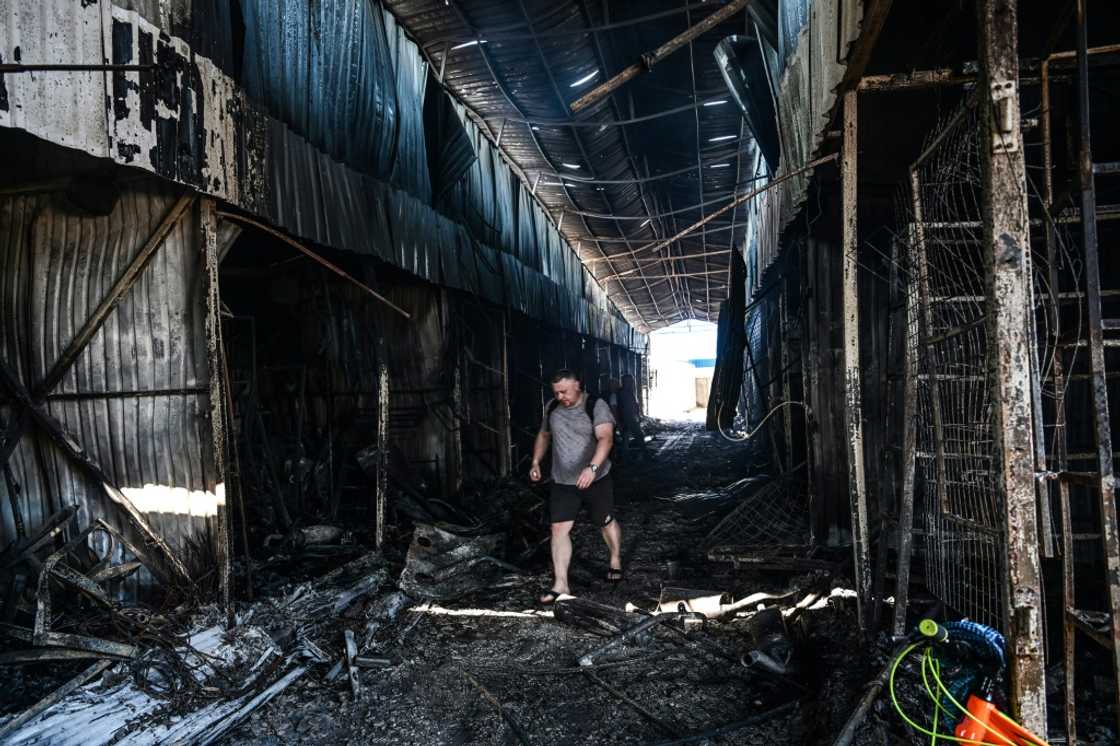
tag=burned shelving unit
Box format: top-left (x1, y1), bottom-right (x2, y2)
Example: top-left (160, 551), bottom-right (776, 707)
top-left (216, 222), bottom-right (398, 554)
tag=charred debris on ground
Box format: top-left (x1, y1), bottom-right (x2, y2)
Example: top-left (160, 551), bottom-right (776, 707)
top-left (1, 424), bottom-right (872, 744)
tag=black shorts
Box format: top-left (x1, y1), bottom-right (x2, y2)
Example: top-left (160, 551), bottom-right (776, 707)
top-left (550, 474), bottom-right (614, 526)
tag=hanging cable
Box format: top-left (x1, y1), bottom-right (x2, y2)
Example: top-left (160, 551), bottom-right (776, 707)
top-left (716, 400), bottom-right (810, 444)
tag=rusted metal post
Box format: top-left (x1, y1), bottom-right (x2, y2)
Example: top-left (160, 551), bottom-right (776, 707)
top-left (893, 238), bottom-right (921, 639)
top-left (841, 89), bottom-right (871, 633)
top-left (202, 198), bottom-right (232, 624)
top-left (779, 290), bottom-right (794, 469)
top-left (498, 311), bottom-right (513, 475)
top-left (976, 0), bottom-right (1046, 732)
top-left (375, 335), bottom-right (390, 549)
top-left (1075, 0), bottom-right (1120, 733)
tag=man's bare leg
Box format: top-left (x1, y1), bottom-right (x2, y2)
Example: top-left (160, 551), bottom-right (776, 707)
top-left (544, 520), bottom-right (575, 600)
top-left (601, 517), bottom-right (622, 574)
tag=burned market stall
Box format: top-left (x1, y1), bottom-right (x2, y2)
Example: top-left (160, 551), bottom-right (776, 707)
top-left (2, 0), bottom-right (1120, 744)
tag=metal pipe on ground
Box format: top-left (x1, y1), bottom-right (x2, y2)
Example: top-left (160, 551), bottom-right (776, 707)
top-left (577, 612), bottom-right (687, 667)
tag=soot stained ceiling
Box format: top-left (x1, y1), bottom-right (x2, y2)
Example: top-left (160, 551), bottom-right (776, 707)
top-left (385, 0), bottom-right (769, 331)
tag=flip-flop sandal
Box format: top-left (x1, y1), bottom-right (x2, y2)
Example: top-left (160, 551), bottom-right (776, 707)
top-left (539, 590), bottom-right (568, 605)
top-left (606, 568), bottom-right (623, 583)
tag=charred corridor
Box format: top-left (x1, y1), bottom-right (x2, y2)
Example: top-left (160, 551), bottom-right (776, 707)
top-left (3, 1), bottom-right (1120, 744)
top-left (228, 424), bottom-right (860, 745)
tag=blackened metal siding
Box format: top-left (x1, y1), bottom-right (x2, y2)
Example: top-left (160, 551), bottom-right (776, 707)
top-left (0, 184), bottom-right (218, 592)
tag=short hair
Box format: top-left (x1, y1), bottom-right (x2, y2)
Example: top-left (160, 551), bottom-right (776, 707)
top-left (550, 368), bottom-right (580, 384)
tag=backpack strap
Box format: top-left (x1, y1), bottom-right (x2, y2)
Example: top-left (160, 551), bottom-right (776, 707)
top-left (585, 395), bottom-right (603, 448)
top-left (545, 398), bottom-right (560, 430)
top-left (584, 394), bottom-right (599, 420)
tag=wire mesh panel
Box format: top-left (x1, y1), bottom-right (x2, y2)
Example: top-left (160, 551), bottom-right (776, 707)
top-left (903, 102), bottom-right (1006, 630)
top-left (704, 476), bottom-right (811, 552)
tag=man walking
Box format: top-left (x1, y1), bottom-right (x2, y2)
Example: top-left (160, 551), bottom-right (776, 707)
top-left (529, 369), bottom-right (622, 604)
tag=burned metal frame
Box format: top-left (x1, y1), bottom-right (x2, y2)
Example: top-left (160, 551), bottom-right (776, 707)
top-left (841, 90), bottom-right (872, 634)
top-left (0, 516), bottom-right (155, 665)
top-left (977, 0), bottom-right (1046, 731)
top-left (853, 34), bottom-right (1069, 733)
top-left (1058, 1), bottom-right (1120, 738)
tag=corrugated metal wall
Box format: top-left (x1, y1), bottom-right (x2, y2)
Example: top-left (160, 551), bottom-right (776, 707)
top-left (743, 0), bottom-right (863, 298)
top-left (0, 182), bottom-right (218, 591)
top-left (383, 7), bottom-right (432, 202)
top-left (241, 0), bottom-right (415, 188)
top-left (0, 0), bottom-right (644, 350)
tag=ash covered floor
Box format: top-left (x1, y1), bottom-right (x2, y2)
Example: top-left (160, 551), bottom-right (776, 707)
top-left (6, 423), bottom-right (1114, 743)
top-left (224, 423), bottom-right (867, 745)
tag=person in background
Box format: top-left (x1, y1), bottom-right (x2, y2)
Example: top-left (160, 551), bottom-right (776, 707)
top-left (606, 378), bottom-right (623, 457)
top-left (617, 374), bottom-right (646, 460)
top-left (606, 378), bottom-right (622, 420)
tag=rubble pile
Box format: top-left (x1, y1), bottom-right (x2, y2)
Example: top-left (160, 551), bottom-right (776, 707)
top-left (4, 424), bottom-right (1110, 744)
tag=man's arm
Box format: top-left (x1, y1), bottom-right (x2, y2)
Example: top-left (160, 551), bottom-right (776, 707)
top-left (576, 423), bottom-right (614, 489)
top-left (529, 430), bottom-right (551, 482)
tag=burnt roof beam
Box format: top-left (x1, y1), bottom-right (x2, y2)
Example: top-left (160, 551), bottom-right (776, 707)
top-left (686, 4), bottom-right (711, 320)
top-left (569, 0), bottom-right (752, 113)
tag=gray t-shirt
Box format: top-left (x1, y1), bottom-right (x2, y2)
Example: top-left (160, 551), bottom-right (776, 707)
top-left (542, 395), bottom-right (615, 485)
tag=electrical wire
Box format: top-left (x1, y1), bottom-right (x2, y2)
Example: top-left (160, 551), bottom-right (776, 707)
top-left (716, 400), bottom-right (809, 444)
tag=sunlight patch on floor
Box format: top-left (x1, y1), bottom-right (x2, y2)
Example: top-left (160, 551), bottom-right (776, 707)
top-left (408, 605), bottom-right (554, 619)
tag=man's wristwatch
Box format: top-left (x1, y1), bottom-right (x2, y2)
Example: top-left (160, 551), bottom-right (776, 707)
top-left (588, 463), bottom-right (599, 473)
